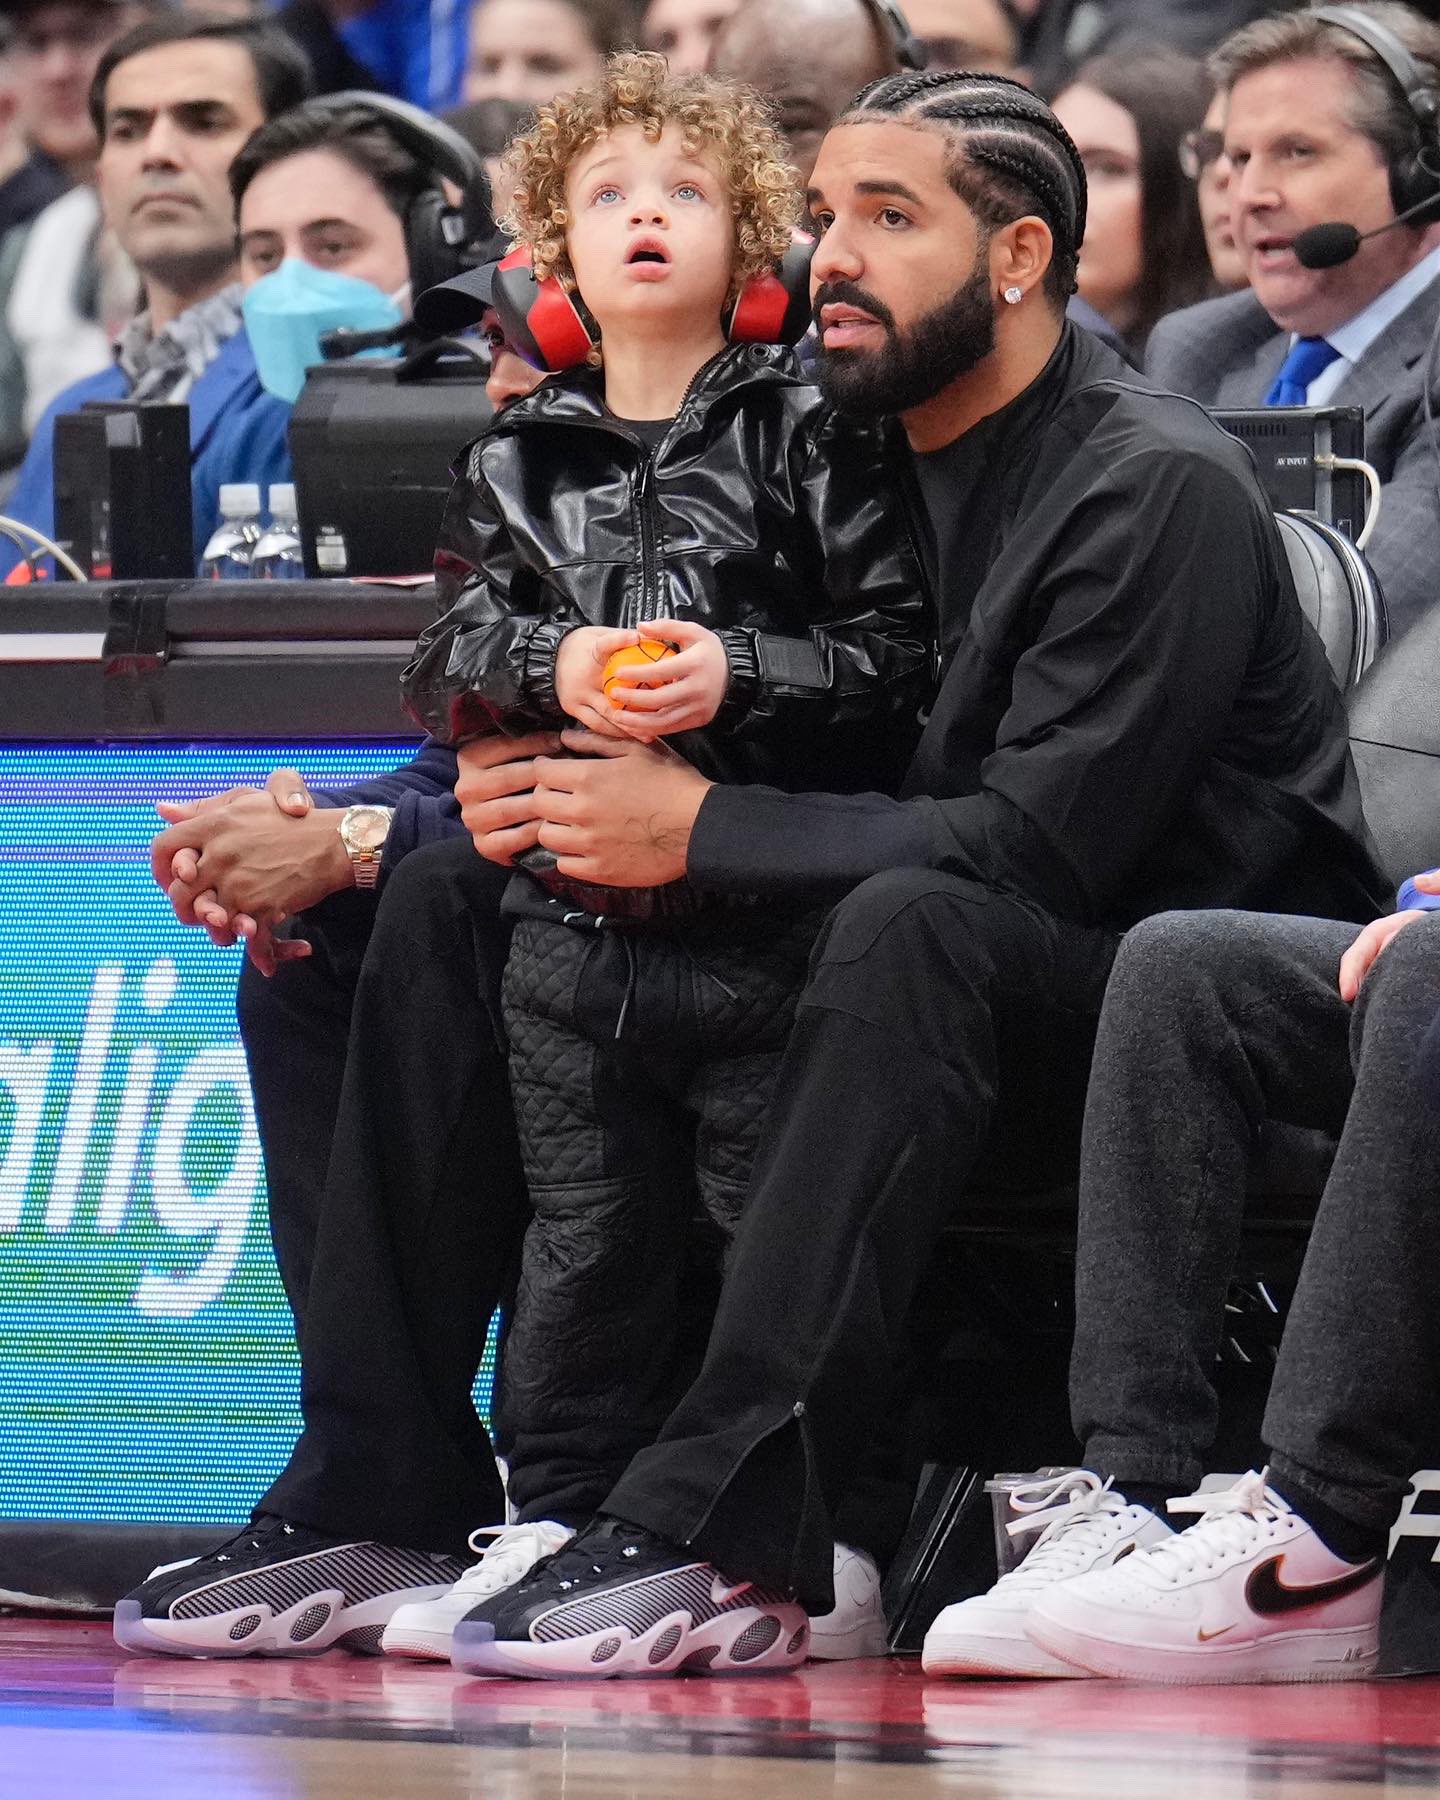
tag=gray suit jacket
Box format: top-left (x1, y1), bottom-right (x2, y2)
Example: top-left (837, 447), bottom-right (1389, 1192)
top-left (1145, 280), bottom-right (1440, 643)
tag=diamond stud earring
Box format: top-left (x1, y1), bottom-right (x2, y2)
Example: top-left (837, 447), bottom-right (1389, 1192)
top-left (1003, 285), bottom-right (1024, 305)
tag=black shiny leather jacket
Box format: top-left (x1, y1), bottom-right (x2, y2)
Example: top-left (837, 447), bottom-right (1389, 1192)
top-left (402, 342), bottom-right (931, 798)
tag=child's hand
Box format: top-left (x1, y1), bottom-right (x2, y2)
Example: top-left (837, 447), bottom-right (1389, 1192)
top-left (602, 618), bottom-right (730, 739)
top-left (555, 625), bottom-right (640, 736)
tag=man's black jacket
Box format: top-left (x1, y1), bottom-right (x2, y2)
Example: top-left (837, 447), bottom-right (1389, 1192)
top-left (690, 324), bottom-right (1388, 929)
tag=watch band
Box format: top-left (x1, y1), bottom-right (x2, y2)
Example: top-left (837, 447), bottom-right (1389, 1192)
top-left (351, 848), bottom-right (383, 889)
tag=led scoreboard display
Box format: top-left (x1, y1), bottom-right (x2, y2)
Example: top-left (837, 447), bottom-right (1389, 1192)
top-left (0, 742), bottom-right (497, 1528)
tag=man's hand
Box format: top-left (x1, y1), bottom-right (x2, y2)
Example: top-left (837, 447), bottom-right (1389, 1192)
top-left (152, 784), bottom-right (352, 931)
top-left (601, 617), bottom-right (731, 740)
top-left (155, 769), bottom-right (323, 974)
top-left (457, 729), bottom-right (565, 864)
top-left (155, 767), bottom-right (312, 916)
top-left (1339, 908), bottom-right (1429, 1002)
top-left (554, 625), bottom-right (641, 737)
top-left (532, 728), bottom-right (712, 886)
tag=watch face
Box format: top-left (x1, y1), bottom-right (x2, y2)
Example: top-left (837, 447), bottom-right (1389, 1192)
top-left (346, 808), bottom-right (391, 852)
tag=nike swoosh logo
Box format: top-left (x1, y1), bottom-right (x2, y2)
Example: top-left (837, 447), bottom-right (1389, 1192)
top-left (1197, 1624), bottom-right (1236, 1641)
top-left (1244, 1553), bottom-right (1383, 1617)
top-left (710, 1577), bottom-right (749, 1606)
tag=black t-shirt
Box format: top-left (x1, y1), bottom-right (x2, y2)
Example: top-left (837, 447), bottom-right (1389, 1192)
top-left (611, 414), bottom-right (672, 449)
top-left (910, 424), bottom-right (1005, 670)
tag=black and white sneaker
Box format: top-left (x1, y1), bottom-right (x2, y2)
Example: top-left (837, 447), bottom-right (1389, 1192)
top-left (450, 1517), bottom-right (810, 1679)
top-left (113, 1516), bottom-right (467, 1658)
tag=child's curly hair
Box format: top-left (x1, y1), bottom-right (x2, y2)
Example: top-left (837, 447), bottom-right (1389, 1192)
top-left (502, 52), bottom-right (801, 301)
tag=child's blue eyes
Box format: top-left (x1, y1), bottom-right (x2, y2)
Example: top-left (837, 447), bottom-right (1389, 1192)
top-left (590, 184), bottom-right (707, 206)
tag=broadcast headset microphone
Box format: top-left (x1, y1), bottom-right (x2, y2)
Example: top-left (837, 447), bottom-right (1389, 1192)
top-left (1292, 7), bottom-right (1440, 267)
top-left (318, 322), bottom-right (415, 357)
top-left (1290, 6), bottom-right (1440, 511)
top-left (1293, 189), bottom-right (1440, 268)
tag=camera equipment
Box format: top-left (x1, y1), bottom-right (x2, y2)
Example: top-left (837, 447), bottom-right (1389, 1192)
top-left (289, 337), bottom-right (491, 578)
top-left (1212, 406), bottom-right (1374, 546)
top-left (53, 402), bottom-right (194, 581)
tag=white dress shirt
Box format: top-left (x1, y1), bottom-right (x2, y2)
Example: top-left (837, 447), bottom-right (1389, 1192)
top-left (1301, 241), bottom-right (1440, 404)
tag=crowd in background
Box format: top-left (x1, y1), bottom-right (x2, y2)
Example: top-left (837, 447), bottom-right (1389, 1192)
top-left (0, 0), bottom-right (1402, 503)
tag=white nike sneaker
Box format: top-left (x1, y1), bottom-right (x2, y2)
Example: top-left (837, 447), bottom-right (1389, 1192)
top-left (808, 1544), bottom-right (888, 1659)
top-left (921, 1469), bottom-right (1173, 1678)
top-left (380, 1520), bottom-right (574, 1661)
top-left (1026, 1470), bottom-right (1383, 1685)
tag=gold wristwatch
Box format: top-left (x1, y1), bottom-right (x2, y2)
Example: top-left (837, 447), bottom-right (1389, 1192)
top-left (338, 805), bottom-right (394, 889)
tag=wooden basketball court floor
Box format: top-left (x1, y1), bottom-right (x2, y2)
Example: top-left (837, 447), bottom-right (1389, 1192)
top-left (3, 1618), bottom-right (1440, 1798)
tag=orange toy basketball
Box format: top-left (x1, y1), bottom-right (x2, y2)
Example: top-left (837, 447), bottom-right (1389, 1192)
top-left (602, 639), bottom-right (678, 708)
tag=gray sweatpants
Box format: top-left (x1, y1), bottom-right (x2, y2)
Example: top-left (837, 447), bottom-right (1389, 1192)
top-left (1071, 908), bottom-right (1440, 1533)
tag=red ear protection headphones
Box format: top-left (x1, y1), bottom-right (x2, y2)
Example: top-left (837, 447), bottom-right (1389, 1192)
top-left (491, 233), bottom-right (816, 373)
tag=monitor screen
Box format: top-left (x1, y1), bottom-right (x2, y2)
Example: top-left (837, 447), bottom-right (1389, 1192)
top-left (0, 742), bottom-right (497, 1527)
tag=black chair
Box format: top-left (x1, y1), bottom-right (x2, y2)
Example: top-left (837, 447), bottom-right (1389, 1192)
top-left (883, 522), bottom-right (1423, 1650)
top-left (1275, 510), bottom-right (1386, 690)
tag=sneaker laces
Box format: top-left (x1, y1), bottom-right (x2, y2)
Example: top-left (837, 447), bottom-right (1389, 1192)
top-left (208, 1517), bottom-right (303, 1565)
top-left (995, 1470), bottom-right (1140, 1589)
top-left (518, 1517), bottom-right (664, 1595)
top-left (1145, 1471), bottom-right (1293, 1580)
top-left (453, 1521), bottom-right (572, 1596)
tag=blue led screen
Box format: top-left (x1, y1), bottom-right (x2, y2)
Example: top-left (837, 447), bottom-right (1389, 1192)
top-left (0, 743), bottom-right (498, 1526)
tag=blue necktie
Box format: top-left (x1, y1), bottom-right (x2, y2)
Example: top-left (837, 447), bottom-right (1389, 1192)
top-left (1264, 336), bottom-right (1342, 406)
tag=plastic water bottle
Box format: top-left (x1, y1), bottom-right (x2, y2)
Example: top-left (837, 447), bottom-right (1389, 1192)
top-left (200, 483), bottom-right (263, 580)
top-left (251, 483), bottom-right (305, 581)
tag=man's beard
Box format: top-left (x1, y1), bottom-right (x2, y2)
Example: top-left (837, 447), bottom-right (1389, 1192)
top-left (814, 259), bottom-right (997, 418)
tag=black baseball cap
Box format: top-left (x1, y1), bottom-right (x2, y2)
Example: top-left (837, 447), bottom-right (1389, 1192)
top-left (414, 258), bottom-right (500, 335)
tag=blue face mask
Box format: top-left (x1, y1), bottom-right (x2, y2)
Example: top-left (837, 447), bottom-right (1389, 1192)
top-left (242, 259), bottom-right (405, 402)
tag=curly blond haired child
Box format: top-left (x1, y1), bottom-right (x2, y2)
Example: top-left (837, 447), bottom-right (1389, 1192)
top-left (398, 53), bottom-right (929, 1677)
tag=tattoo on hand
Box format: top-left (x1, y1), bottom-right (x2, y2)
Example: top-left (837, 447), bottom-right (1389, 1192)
top-left (637, 813), bottom-right (688, 855)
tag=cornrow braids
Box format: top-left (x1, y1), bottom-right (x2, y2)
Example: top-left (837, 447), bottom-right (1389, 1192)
top-left (845, 69), bottom-right (1087, 302)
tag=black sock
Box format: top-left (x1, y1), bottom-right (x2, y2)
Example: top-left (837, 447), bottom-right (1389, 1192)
top-left (1114, 1480), bottom-right (1186, 1523)
top-left (1268, 1472), bottom-right (1388, 1565)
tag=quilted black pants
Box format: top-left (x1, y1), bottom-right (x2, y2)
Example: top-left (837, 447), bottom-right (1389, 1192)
top-left (499, 905), bottom-right (821, 1527)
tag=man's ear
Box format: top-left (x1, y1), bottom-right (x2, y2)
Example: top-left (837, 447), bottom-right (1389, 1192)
top-left (991, 215), bottom-right (1055, 303)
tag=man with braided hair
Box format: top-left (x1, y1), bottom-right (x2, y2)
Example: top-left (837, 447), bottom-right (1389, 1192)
top-left (446, 69), bottom-right (1384, 1679)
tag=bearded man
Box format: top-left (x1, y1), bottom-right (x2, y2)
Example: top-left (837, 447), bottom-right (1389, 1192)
top-left (427, 69), bottom-right (1387, 1678)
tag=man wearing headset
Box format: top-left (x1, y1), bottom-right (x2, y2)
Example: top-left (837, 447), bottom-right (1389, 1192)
top-left (151, 120), bottom-right (539, 1331)
top-left (1, 12), bottom-right (309, 576)
top-left (229, 91), bottom-right (502, 404)
top-left (1146, 1), bottom-right (1440, 644)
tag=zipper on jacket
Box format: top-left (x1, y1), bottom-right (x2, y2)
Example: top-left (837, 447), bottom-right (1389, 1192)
top-left (630, 348), bottom-right (741, 627)
top-left (635, 450), bottom-right (661, 626)
top-left (496, 344), bottom-right (783, 630)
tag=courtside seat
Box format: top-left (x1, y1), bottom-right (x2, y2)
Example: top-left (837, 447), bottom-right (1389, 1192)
top-left (1276, 510), bottom-right (1386, 690)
